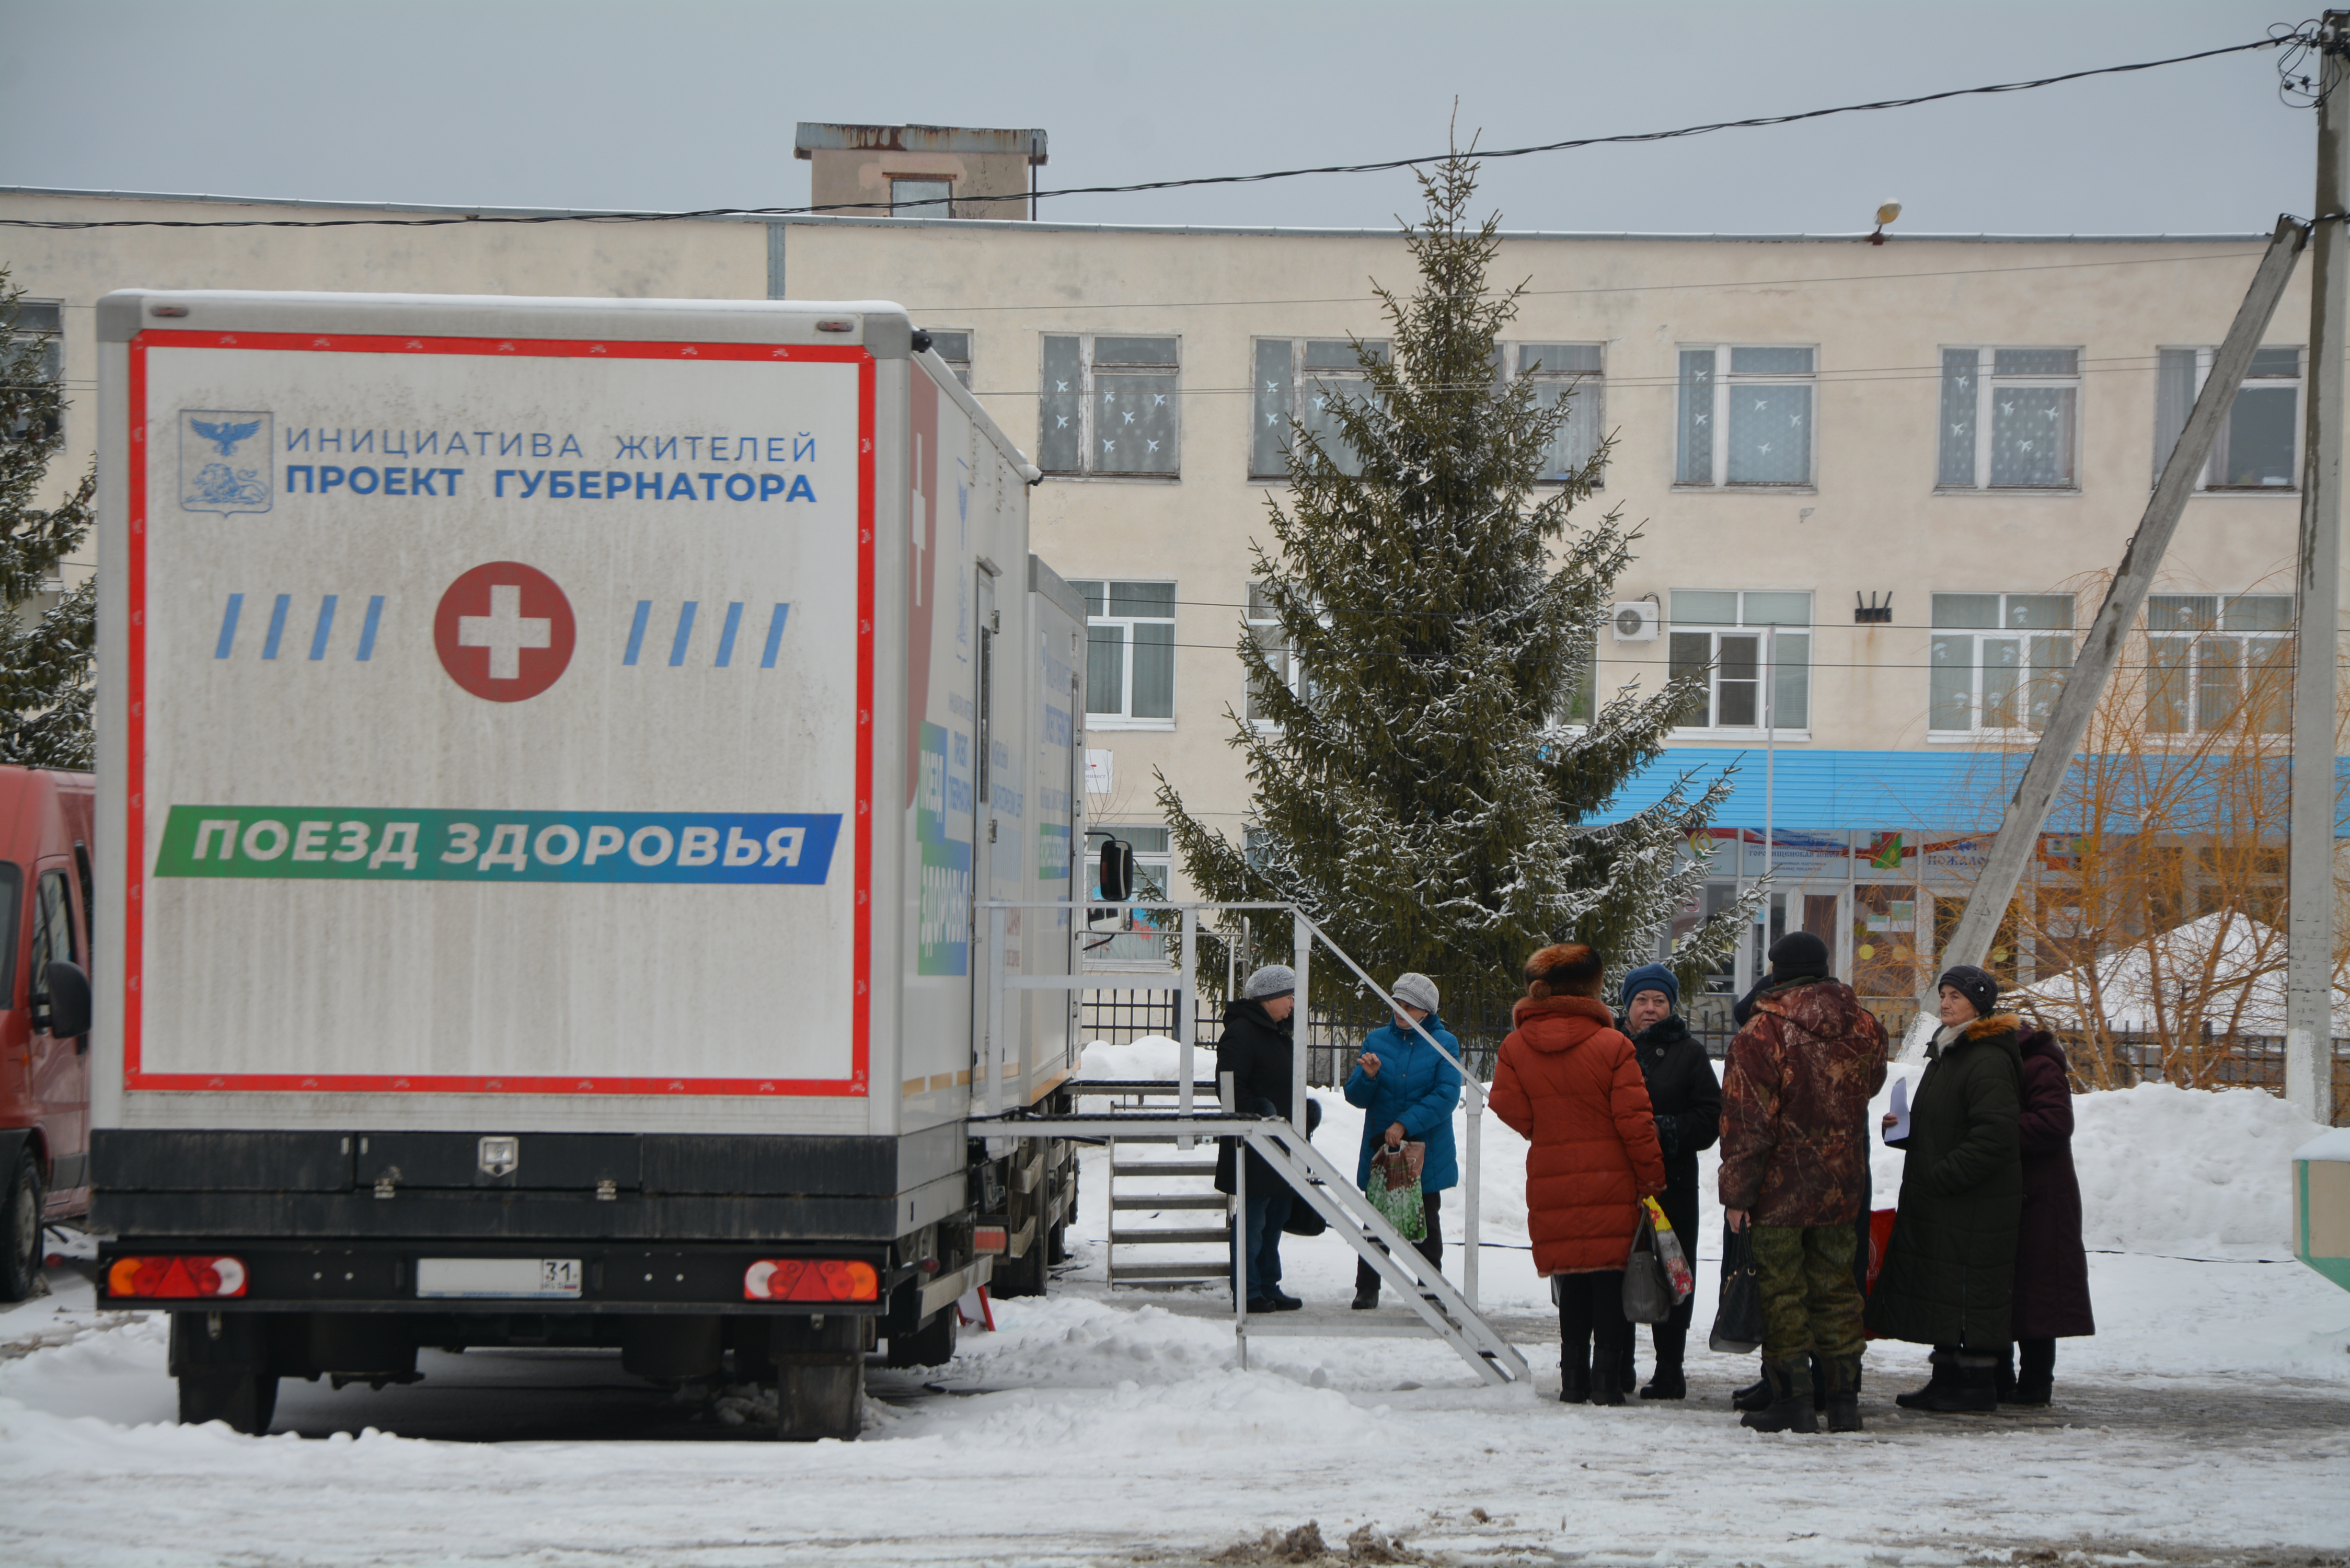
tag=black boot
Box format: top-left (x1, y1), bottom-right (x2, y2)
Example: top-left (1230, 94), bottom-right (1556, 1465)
top-left (1732, 1370), bottom-right (1772, 1412)
top-left (1588, 1363), bottom-right (1626, 1407)
top-left (1738, 1358), bottom-right (1819, 1434)
top-left (1823, 1354), bottom-right (1863, 1433)
top-left (1894, 1348), bottom-right (1953, 1410)
top-left (2008, 1339), bottom-right (2054, 1406)
top-left (1559, 1365), bottom-right (1591, 1404)
top-left (1639, 1367), bottom-right (1686, 1400)
top-left (1641, 1324), bottom-right (1686, 1400)
top-left (1809, 1351), bottom-right (1829, 1412)
top-left (1909, 1356), bottom-right (1998, 1414)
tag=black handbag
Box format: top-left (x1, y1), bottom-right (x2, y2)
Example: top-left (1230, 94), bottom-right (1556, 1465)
top-left (1621, 1208), bottom-right (1674, 1324)
top-left (1709, 1224), bottom-right (1766, 1354)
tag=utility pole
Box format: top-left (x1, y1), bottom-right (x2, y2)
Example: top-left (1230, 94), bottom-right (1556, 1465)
top-left (1907, 214), bottom-right (2308, 1058)
top-left (2287, 12), bottom-right (2350, 1127)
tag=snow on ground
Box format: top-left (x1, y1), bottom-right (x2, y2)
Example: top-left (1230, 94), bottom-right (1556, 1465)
top-left (4, 1067), bottom-right (2346, 1566)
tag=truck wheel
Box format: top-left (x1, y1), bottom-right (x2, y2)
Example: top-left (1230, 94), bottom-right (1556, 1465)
top-left (1047, 1220), bottom-right (1070, 1266)
top-left (993, 1235), bottom-right (1048, 1298)
top-left (178, 1373), bottom-right (279, 1434)
top-left (890, 1307), bottom-right (957, 1369)
top-left (772, 1318), bottom-right (862, 1441)
top-left (1, 1150), bottom-right (43, 1303)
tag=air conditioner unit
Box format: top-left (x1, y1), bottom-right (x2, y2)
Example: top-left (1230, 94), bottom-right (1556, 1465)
top-left (1610, 602), bottom-right (1660, 643)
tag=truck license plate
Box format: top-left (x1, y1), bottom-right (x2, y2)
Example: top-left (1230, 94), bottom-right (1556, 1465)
top-left (415, 1258), bottom-right (583, 1299)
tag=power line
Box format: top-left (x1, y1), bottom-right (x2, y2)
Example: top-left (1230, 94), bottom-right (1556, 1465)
top-left (0, 34), bottom-right (2296, 233)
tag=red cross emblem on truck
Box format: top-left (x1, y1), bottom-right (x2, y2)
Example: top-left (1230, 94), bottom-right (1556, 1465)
top-left (432, 561), bottom-right (577, 702)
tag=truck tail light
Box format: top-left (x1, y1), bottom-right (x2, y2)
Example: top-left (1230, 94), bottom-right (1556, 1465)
top-left (742, 1258), bottom-right (879, 1302)
top-left (973, 1226), bottom-right (1007, 1254)
top-left (106, 1254), bottom-right (248, 1299)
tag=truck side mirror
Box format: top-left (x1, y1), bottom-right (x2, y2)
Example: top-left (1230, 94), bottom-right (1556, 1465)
top-left (39, 960), bottom-right (91, 1044)
top-left (1097, 838), bottom-right (1134, 903)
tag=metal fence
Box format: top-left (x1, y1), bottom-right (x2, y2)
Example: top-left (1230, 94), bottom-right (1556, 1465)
top-left (1079, 984), bottom-right (2350, 1122)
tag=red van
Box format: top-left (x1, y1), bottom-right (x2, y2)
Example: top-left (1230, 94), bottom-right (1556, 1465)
top-left (1, 765), bottom-right (94, 1300)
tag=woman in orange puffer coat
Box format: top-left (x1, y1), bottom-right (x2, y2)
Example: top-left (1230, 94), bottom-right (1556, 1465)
top-left (1489, 942), bottom-right (1668, 1406)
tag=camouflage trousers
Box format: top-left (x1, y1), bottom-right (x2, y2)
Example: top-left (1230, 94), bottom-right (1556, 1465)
top-left (1751, 1224), bottom-right (1865, 1364)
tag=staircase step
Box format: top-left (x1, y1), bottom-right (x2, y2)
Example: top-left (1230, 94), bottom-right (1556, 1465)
top-left (1105, 1261), bottom-right (1235, 1282)
top-left (1110, 1161), bottom-right (1218, 1177)
top-left (1109, 1226), bottom-right (1230, 1247)
top-left (1111, 1193), bottom-right (1227, 1210)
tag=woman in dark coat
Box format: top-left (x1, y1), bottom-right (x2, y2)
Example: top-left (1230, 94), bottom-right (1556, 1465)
top-left (2003, 1025), bottom-right (2094, 1404)
top-left (1865, 963), bottom-right (2023, 1413)
top-left (1213, 965), bottom-right (1301, 1311)
top-left (1612, 962), bottom-right (1720, 1400)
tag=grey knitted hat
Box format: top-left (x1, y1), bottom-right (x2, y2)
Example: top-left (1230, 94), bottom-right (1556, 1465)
top-left (1390, 972), bottom-right (1439, 1015)
top-left (1243, 963), bottom-right (1296, 1000)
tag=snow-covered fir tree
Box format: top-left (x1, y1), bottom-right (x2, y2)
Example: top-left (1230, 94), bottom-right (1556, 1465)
top-left (1156, 152), bottom-right (1755, 1016)
top-left (0, 268), bottom-right (96, 768)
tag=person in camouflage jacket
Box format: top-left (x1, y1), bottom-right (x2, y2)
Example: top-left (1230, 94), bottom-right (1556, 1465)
top-left (1718, 932), bottom-right (1889, 1433)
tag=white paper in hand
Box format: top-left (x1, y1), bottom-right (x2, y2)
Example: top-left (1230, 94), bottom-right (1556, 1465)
top-left (1885, 1078), bottom-right (1911, 1143)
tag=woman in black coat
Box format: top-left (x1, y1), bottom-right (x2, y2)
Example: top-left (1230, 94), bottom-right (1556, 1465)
top-left (1614, 963), bottom-right (1720, 1400)
top-left (1212, 965), bottom-right (1301, 1311)
top-left (1866, 964), bottom-right (2022, 1413)
top-left (2003, 1026), bottom-right (2094, 1404)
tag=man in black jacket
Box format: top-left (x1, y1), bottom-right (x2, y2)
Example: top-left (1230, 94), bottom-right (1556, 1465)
top-left (1615, 962), bottom-right (1721, 1399)
top-left (1213, 965), bottom-right (1301, 1310)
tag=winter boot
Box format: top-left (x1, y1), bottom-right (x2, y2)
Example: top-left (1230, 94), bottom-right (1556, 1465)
top-left (1738, 1359), bottom-right (1819, 1434)
top-left (1909, 1356), bottom-right (1998, 1414)
top-left (1894, 1348), bottom-right (1955, 1410)
top-left (2008, 1339), bottom-right (2055, 1406)
top-left (1639, 1367), bottom-right (1687, 1401)
top-left (1732, 1371), bottom-right (1772, 1412)
top-left (1588, 1364), bottom-right (1627, 1408)
top-left (1350, 1285), bottom-right (1379, 1311)
top-left (1809, 1352), bottom-right (1829, 1412)
top-left (1823, 1354), bottom-right (1864, 1433)
top-left (1559, 1365), bottom-right (1591, 1404)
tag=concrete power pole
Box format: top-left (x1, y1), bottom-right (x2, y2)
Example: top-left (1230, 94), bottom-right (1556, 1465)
top-left (2286, 12), bottom-right (2350, 1127)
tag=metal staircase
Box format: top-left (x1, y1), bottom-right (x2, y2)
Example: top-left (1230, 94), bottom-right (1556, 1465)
top-left (1086, 1078), bottom-right (1231, 1286)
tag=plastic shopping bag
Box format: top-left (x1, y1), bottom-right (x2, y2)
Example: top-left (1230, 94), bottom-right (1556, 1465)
top-left (1642, 1196), bottom-right (1696, 1304)
top-left (1365, 1142), bottom-right (1426, 1241)
top-left (1622, 1209), bottom-right (1674, 1324)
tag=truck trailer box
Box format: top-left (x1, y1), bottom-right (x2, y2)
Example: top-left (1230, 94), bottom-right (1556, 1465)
top-left (88, 290), bottom-right (1086, 1434)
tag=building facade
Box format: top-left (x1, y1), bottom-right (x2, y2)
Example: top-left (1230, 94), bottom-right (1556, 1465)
top-left (2, 183), bottom-right (2321, 1004)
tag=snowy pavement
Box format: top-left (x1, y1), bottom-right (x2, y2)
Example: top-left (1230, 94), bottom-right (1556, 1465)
top-left (5, 1080), bottom-right (2348, 1566)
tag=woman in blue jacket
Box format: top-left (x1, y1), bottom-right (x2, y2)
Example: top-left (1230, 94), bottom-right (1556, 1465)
top-left (1344, 972), bottom-right (1464, 1309)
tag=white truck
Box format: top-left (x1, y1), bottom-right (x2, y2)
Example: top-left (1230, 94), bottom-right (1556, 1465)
top-left (88, 289), bottom-right (1086, 1438)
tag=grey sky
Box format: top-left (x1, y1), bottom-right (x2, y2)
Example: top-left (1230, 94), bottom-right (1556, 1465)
top-left (0, 1), bottom-right (2316, 235)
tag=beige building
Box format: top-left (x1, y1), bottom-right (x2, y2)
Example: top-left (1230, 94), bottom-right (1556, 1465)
top-left (1, 181), bottom-right (2319, 998)
top-left (795, 122), bottom-right (1048, 220)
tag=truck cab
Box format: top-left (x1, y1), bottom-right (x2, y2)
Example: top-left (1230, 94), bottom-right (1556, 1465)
top-left (1, 764), bottom-right (95, 1299)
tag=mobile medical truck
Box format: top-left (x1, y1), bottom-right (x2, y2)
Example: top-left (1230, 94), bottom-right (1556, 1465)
top-left (88, 290), bottom-right (1084, 1438)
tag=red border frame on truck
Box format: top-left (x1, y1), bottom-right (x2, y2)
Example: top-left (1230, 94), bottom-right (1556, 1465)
top-left (122, 330), bottom-right (876, 1098)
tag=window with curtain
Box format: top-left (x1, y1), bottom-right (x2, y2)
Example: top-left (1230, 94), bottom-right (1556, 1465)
top-left (1069, 579), bottom-right (1176, 725)
top-left (2153, 346), bottom-right (2302, 490)
top-left (1666, 589), bottom-right (1812, 730)
top-left (1928, 592), bottom-right (2076, 733)
top-left (2146, 592), bottom-right (2293, 734)
top-left (1938, 348), bottom-right (2079, 489)
top-left (1513, 343), bottom-right (1606, 483)
top-left (1039, 335), bottom-right (1182, 477)
top-left (1249, 338), bottom-right (1388, 479)
top-left (1676, 345), bottom-right (1815, 487)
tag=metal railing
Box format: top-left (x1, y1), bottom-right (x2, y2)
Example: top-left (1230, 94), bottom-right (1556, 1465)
top-left (983, 900), bottom-right (1500, 1310)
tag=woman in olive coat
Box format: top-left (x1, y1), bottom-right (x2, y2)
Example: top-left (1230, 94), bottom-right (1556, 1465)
top-left (1865, 963), bottom-right (2023, 1413)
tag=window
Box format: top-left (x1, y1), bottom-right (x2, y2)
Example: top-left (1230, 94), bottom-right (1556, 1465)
top-left (28, 869), bottom-right (73, 1018)
top-left (1040, 336), bottom-right (1181, 477)
top-left (891, 178), bottom-right (953, 216)
top-left (2155, 347), bottom-right (2302, 490)
top-left (0, 862), bottom-right (18, 1004)
top-left (2147, 593), bottom-right (2293, 734)
top-left (1511, 343), bottom-right (1606, 482)
top-left (6, 301), bottom-right (61, 443)
top-left (1938, 348), bottom-right (2079, 490)
top-left (1070, 579), bottom-right (1174, 725)
top-left (1250, 338), bottom-right (1388, 479)
top-left (1676, 345), bottom-right (1815, 488)
top-left (1243, 582), bottom-right (1307, 724)
top-left (1666, 590), bottom-right (1811, 730)
top-left (1087, 826), bottom-right (1171, 898)
top-left (1928, 593), bottom-right (2076, 733)
top-left (921, 329), bottom-right (972, 388)
top-left (1084, 826), bottom-right (1170, 963)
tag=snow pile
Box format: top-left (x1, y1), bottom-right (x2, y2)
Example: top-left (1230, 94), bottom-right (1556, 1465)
top-left (2010, 910), bottom-right (2350, 1033)
top-left (1076, 1034), bottom-right (1203, 1084)
top-left (2071, 1082), bottom-right (2325, 1256)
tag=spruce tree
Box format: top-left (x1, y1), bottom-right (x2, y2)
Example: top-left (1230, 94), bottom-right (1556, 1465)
top-left (0, 267), bottom-right (96, 769)
top-left (1156, 153), bottom-right (1752, 1018)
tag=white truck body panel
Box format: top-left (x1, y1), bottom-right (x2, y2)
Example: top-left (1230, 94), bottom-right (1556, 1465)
top-left (92, 291), bottom-right (1076, 1141)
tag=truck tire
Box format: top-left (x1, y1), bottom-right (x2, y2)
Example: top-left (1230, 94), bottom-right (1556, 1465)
top-left (992, 1235), bottom-right (1047, 1298)
top-left (1, 1150), bottom-right (43, 1304)
top-left (178, 1373), bottom-right (279, 1434)
top-left (772, 1317), bottom-right (862, 1441)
